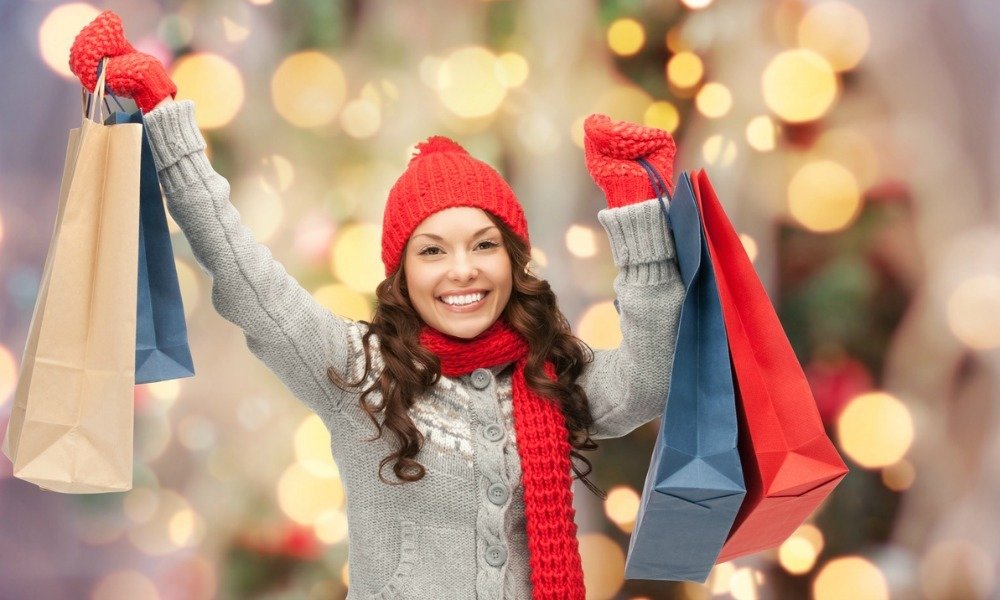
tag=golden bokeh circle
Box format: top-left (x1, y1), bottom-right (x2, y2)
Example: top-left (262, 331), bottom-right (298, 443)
top-left (762, 49), bottom-right (838, 123)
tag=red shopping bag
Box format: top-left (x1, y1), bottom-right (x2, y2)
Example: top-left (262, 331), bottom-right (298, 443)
top-left (691, 169), bottom-right (848, 562)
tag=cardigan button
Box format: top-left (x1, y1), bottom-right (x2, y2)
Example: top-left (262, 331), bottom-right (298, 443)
top-left (480, 424), bottom-right (505, 443)
top-left (485, 544), bottom-right (507, 567)
top-left (487, 482), bottom-right (509, 506)
top-left (471, 368), bottom-right (491, 389)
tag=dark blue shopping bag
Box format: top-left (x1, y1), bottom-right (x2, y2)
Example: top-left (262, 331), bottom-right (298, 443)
top-left (105, 109), bottom-right (195, 384)
top-left (622, 167), bottom-right (745, 583)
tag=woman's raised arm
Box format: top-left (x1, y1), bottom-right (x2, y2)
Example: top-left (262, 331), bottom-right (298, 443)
top-left (69, 12), bottom-right (364, 420)
top-left (576, 114), bottom-right (685, 439)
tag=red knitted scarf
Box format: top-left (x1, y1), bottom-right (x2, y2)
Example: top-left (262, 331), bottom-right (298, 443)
top-left (418, 319), bottom-right (586, 599)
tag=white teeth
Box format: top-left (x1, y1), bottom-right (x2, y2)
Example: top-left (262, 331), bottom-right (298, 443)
top-left (441, 292), bottom-right (485, 306)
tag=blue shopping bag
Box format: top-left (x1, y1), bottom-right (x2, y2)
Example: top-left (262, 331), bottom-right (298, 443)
top-left (105, 108), bottom-right (195, 384)
top-left (622, 167), bottom-right (745, 583)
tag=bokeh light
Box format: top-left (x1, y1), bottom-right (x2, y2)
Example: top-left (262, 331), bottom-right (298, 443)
top-left (293, 212), bottom-right (338, 266)
top-left (681, 0), bottom-right (714, 9)
top-left (340, 98), bottom-right (382, 138)
top-left (168, 508), bottom-right (207, 548)
top-left (708, 561), bottom-right (736, 595)
top-left (746, 115), bottom-right (777, 151)
top-left (644, 101), bottom-right (680, 133)
top-left (607, 18), bottom-right (646, 57)
top-left (313, 284), bottom-right (372, 322)
top-left (730, 567), bottom-right (760, 600)
top-left (762, 49), bottom-right (838, 123)
top-left (0, 345), bottom-right (17, 408)
top-left (177, 415), bottom-right (216, 452)
top-left (946, 274), bottom-right (1000, 349)
top-left (294, 414), bottom-right (339, 479)
top-left (921, 540), bottom-right (996, 600)
top-left (259, 154), bottom-right (296, 194)
top-left (174, 259), bottom-right (202, 319)
top-left (124, 487), bottom-right (160, 524)
top-left (530, 247), bottom-right (549, 272)
top-left (232, 177), bottom-right (285, 243)
top-left (837, 391), bottom-right (914, 468)
top-left (739, 233), bottom-right (759, 263)
top-left (813, 556), bottom-right (888, 600)
top-left (814, 128), bottom-right (880, 190)
top-left (702, 134), bottom-right (738, 167)
top-left (497, 52), bottom-right (530, 87)
top-left (517, 113), bottom-right (560, 155)
top-left (881, 459), bottom-right (916, 491)
top-left (577, 301), bottom-right (622, 350)
top-left (604, 485), bottom-right (640, 532)
top-left (667, 51), bottom-right (704, 88)
top-left (172, 53), bottom-right (245, 129)
top-left (277, 462), bottom-right (345, 525)
top-left (592, 85), bottom-right (654, 126)
top-left (127, 489), bottom-right (198, 555)
top-left (330, 223), bottom-right (383, 294)
top-left (91, 570), bottom-right (160, 600)
top-left (695, 82), bottom-right (733, 118)
top-left (798, 1), bottom-right (870, 72)
top-left (565, 225), bottom-right (598, 258)
top-left (38, 3), bottom-right (100, 79)
top-left (136, 412), bottom-right (173, 463)
top-left (271, 51), bottom-right (347, 128)
top-left (579, 533), bottom-right (626, 599)
top-left (221, 17), bottom-right (250, 43)
top-left (157, 14), bottom-right (193, 50)
top-left (314, 509), bottom-right (349, 544)
top-left (437, 46), bottom-right (507, 119)
top-left (787, 160), bottom-right (861, 233)
top-left (778, 524), bottom-right (824, 574)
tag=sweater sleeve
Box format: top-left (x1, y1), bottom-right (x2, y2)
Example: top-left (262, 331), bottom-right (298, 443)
top-left (142, 100), bottom-right (361, 419)
top-left (577, 197), bottom-right (683, 439)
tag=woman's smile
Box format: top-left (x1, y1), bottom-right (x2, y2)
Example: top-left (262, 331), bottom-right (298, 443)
top-left (438, 290), bottom-right (490, 313)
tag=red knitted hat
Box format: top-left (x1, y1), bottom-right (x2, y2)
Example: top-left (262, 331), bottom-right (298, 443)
top-left (381, 136), bottom-right (529, 277)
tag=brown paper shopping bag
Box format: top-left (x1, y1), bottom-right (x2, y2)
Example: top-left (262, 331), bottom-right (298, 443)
top-left (2, 63), bottom-right (142, 493)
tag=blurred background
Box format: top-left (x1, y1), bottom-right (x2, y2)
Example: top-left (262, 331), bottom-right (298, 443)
top-left (1, 0), bottom-right (998, 598)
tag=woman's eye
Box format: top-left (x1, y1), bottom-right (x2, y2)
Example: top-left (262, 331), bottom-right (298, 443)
top-left (419, 241), bottom-right (497, 256)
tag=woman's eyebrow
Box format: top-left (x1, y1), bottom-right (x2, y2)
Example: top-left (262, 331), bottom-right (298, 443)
top-left (413, 226), bottom-right (498, 241)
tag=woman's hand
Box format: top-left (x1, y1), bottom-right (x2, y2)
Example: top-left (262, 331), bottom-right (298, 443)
top-left (583, 114), bottom-right (677, 208)
top-left (69, 10), bottom-right (177, 113)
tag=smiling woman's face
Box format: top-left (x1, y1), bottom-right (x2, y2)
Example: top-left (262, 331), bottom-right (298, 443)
top-left (403, 206), bottom-right (513, 339)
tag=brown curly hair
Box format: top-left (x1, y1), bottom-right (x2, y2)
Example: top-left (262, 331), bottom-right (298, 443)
top-left (327, 211), bottom-right (607, 500)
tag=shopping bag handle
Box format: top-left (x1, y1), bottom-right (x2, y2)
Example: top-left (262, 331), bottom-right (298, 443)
top-left (80, 58), bottom-right (127, 123)
top-left (636, 157), bottom-right (674, 232)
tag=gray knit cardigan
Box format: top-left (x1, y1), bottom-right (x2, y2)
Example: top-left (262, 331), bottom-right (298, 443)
top-left (143, 100), bottom-right (683, 600)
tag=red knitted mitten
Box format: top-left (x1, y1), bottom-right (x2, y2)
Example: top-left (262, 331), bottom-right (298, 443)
top-left (102, 52), bottom-right (177, 113)
top-left (583, 113), bottom-right (677, 208)
top-left (69, 11), bottom-right (176, 113)
top-left (69, 10), bottom-right (134, 91)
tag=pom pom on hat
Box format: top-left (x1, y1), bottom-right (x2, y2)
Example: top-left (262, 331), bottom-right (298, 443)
top-left (382, 136), bottom-right (530, 277)
top-left (411, 136), bottom-right (468, 163)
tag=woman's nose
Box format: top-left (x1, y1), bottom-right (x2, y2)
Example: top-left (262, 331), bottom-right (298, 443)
top-left (448, 253), bottom-right (479, 280)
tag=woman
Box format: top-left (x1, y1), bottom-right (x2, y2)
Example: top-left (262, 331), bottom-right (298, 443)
top-left (70, 12), bottom-right (684, 599)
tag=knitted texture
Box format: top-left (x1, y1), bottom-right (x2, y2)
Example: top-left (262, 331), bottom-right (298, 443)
top-left (68, 10), bottom-right (133, 91)
top-left (69, 11), bottom-right (176, 112)
top-left (419, 320), bottom-right (586, 600)
top-left (584, 113), bottom-right (677, 208)
top-left (381, 136), bottom-right (529, 277)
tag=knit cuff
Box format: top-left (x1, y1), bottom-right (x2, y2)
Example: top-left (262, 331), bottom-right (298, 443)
top-left (598, 197), bottom-right (676, 268)
top-left (143, 100), bottom-right (207, 172)
top-left (142, 100), bottom-right (215, 190)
